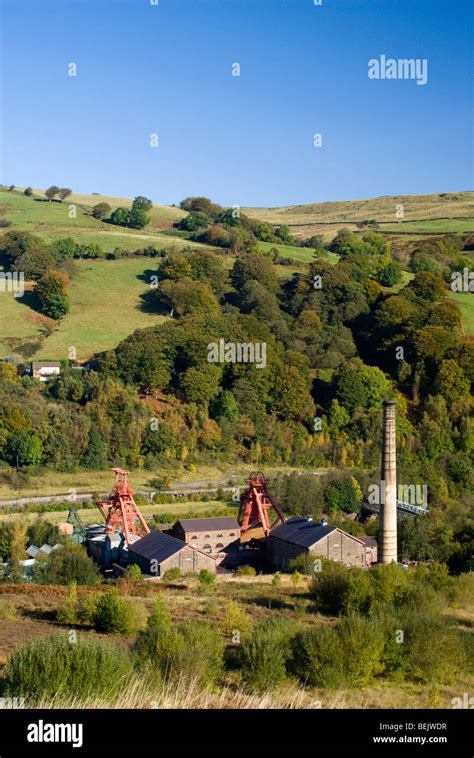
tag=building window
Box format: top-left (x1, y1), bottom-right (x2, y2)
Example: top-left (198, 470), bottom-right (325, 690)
top-left (204, 535), bottom-right (210, 539)
top-left (217, 534), bottom-right (223, 538)
top-left (229, 533), bottom-right (236, 537)
top-left (203, 544), bottom-right (212, 553)
top-left (191, 536), bottom-right (198, 540)
top-left (215, 543), bottom-right (224, 550)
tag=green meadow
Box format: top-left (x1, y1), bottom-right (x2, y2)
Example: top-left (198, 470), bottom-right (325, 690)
top-left (0, 258), bottom-right (168, 361)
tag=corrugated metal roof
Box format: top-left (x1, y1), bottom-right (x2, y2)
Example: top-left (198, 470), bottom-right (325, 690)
top-left (129, 530), bottom-right (185, 563)
top-left (176, 516), bottom-right (240, 533)
top-left (270, 517), bottom-right (336, 549)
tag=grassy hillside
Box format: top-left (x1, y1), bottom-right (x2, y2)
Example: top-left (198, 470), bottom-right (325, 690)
top-left (0, 190), bottom-right (192, 252)
top-left (245, 191), bottom-right (474, 241)
top-left (0, 187), bottom-right (472, 362)
top-left (0, 258), bottom-right (168, 361)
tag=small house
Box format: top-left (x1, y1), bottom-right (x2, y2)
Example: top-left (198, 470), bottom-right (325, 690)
top-left (32, 361), bottom-right (61, 382)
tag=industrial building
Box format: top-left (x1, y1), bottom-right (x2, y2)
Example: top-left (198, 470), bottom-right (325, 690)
top-left (170, 516), bottom-right (240, 557)
top-left (269, 517), bottom-right (377, 569)
top-left (128, 530), bottom-right (217, 576)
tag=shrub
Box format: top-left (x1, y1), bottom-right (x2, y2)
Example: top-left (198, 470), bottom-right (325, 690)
top-left (310, 560), bottom-right (373, 615)
top-left (0, 598), bottom-right (17, 620)
top-left (235, 565), bottom-right (256, 577)
top-left (402, 610), bottom-right (466, 684)
top-left (290, 571), bottom-right (301, 587)
top-left (56, 582), bottom-right (78, 624)
top-left (447, 572), bottom-right (474, 608)
top-left (77, 592), bottom-right (100, 625)
top-left (292, 614), bottom-right (384, 689)
top-left (133, 619), bottom-right (224, 687)
top-left (272, 572), bottom-right (282, 587)
top-left (309, 560), bottom-right (351, 615)
top-left (125, 564), bottom-right (143, 581)
top-left (92, 590), bottom-right (140, 635)
top-left (32, 544), bottom-right (100, 586)
top-left (240, 618), bottom-right (295, 692)
top-left (2, 632), bottom-right (132, 702)
top-left (198, 569), bottom-right (216, 590)
top-left (337, 613), bottom-right (385, 686)
top-left (370, 562), bottom-right (412, 608)
top-left (291, 625), bottom-right (346, 688)
top-left (219, 601), bottom-right (252, 638)
top-left (162, 567), bottom-right (182, 581)
top-left (147, 598), bottom-right (172, 631)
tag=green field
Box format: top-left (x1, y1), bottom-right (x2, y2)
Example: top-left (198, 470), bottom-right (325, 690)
top-left (0, 500), bottom-right (229, 526)
top-left (0, 258), bottom-right (169, 361)
top-left (380, 218), bottom-right (474, 234)
top-left (0, 190), bottom-right (194, 252)
top-left (449, 291), bottom-right (474, 335)
top-left (257, 241), bottom-right (339, 265)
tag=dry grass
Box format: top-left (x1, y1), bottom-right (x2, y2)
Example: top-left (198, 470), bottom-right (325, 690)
top-left (28, 672), bottom-right (474, 710)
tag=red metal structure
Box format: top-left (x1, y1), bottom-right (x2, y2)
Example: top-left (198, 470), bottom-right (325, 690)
top-left (97, 468), bottom-right (150, 544)
top-left (238, 472), bottom-right (286, 537)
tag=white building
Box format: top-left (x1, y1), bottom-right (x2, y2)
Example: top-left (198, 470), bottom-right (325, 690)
top-left (32, 361), bottom-right (61, 382)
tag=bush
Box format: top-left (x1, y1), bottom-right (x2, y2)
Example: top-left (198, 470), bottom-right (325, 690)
top-left (147, 598), bottom-right (172, 631)
top-left (125, 564), bottom-right (143, 581)
top-left (401, 610), bottom-right (466, 684)
top-left (290, 571), bottom-right (301, 587)
top-left (235, 565), bottom-right (257, 577)
top-left (219, 601), bottom-right (252, 638)
top-left (337, 613), bottom-right (385, 685)
top-left (0, 598), bottom-right (17, 620)
top-left (240, 618), bottom-right (295, 692)
top-left (272, 572), bottom-right (282, 587)
top-left (77, 592), bottom-right (100, 625)
top-left (291, 624), bottom-right (346, 688)
top-left (32, 544), bottom-right (100, 586)
top-left (198, 569), bottom-right (216, 590)
top-left (162, 567), bottom-right (182, 581)
top-left (370, 563), bottom-right (412, 608)
top-left (309, 560), bottom-right (351, 615)
top-left (2, 632), bottom-right (132, 702)
top-left (292, 614), bottom-right (383, 688)
top-left (133, 619), bottom-right (224, 687)
top-left (56, 582), bottom-right (78, 624)
top-left (92, 590), bottom-right (140, 635)
top-left (310, 560), bottom-right (374, 615)
top-left (447, 572), bottom-right (474, 608)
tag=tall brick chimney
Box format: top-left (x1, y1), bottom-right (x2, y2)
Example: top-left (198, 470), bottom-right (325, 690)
top-left (379, 400), bottom-right (397, 564)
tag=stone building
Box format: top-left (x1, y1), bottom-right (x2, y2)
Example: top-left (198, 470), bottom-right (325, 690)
top-left (170, 517), bottom-right (240, 555)
top-left (269, 517), bottom-right (377, 569)
top-left (128, 529), bottom-right (217, 577)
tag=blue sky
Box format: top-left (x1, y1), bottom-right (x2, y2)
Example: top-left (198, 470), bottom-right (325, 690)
top-left (0, 0), bottom-right (472, 206)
